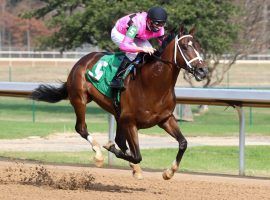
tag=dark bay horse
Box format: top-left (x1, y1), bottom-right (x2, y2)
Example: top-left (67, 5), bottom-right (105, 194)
top-left (30, 25), bottom-right (208, 180)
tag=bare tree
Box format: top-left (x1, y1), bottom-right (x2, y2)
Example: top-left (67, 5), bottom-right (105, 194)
top-left (180, 0), bottom-right (269, 115)
top-left (184, 0), bottom-right (269, 88)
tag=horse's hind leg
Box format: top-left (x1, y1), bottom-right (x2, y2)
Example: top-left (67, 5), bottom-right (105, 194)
top-left (70, 97), bottom-right (104, 167)
top-left (159, 115), bottom-right (187, 180)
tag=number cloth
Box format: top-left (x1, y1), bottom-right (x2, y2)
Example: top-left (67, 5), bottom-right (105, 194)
top-left (85, 53), bottom-right (133, 100)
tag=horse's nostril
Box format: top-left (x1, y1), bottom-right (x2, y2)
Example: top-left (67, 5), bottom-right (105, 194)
top-left (198, 68), bottom-right (204, 73)
top-left (199, 67), bottom-right (208, 74)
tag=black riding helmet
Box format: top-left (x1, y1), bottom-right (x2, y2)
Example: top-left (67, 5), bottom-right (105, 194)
top-left (147, 7), bottom-right (167, 32)
top-left (147, 6), bottom-right (167, 22)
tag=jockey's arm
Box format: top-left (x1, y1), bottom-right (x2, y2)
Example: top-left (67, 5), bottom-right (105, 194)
top-left (119, 26), bottom-right (145, 53)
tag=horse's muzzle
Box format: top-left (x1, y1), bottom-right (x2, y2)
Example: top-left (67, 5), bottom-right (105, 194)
top-left (194, 67), bottom-right (208, 81)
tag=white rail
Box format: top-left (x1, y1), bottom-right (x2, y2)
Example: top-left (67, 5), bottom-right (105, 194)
top-left (0, 50), bottom-right (97, 59)
top-left (0, 51), bottom-right (270, 60)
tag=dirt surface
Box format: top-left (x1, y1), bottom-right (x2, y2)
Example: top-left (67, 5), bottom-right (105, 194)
top-left (0, 160), bottom-right (269, 200)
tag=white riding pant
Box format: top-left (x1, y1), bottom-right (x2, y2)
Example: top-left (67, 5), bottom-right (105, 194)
top-left (111, 26), bottom-right (152, 61)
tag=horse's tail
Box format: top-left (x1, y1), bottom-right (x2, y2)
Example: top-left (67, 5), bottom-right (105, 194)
top-left (29, 82), bottom-right (68, 103)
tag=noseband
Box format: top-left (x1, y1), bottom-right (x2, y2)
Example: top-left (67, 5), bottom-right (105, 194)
top-left (174, 35), bottom-right (203, 72)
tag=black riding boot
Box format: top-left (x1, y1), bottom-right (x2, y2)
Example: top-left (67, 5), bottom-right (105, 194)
top-left (110, 56), bottom-right (130, 89)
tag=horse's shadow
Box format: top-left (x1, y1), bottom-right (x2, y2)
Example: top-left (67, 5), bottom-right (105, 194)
top-left (88, 182), bottom-right (146, 193)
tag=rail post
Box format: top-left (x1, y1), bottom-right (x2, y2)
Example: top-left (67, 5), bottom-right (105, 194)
top-left (32, 100), bottom-right (36, 123)
top-left (108, 114), bottom-right (115, 166)
top-left (235, 105), bottom-right (245, 176)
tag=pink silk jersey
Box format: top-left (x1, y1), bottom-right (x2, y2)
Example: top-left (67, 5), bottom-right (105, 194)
top-left (115, 12), bottom-right (164, 52)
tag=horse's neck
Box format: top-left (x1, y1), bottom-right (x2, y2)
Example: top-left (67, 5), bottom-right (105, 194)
top-left (159, 40), bottom-right (180, 86)
top-left (140, 42), bottom-right (180, 92)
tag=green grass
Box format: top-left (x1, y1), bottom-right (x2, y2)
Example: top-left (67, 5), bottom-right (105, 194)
top-left (0, 97), bottom-right (109, 138)
top-left (0, 97), bottom-right (270, 139)
top-left (0, 146), bottom-right (269, 177)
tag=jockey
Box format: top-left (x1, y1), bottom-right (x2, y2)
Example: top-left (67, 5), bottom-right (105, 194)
top-left (110, 6), bottom-right (167, 89)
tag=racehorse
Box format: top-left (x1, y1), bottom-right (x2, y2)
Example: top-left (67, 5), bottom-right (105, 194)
top-left (30, 25), bottom-right (208, 180)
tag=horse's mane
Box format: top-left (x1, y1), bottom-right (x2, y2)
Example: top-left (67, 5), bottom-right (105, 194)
top-left (142, 28), bottom-right (176, 63)
top-left (160, 28), bottom-right (177, 52)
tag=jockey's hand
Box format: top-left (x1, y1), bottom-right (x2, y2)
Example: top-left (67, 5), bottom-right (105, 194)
top-left (142, 47), bottom-right (156, 55)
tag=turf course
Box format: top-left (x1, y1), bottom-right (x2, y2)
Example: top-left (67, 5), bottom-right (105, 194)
top-left (0, 97), bottom-right (270, 139)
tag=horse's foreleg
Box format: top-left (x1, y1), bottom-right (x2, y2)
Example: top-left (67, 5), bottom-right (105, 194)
top-left (159, 115), bottom-right (187, 180)
top-left (115, 125), bottom-right (128, 152)
top-left (104, 124), bottom-right (141, 163)
top-left (124, 124), bottom-right (143, 179)
top-left (71, 98), bottom-right (104, 167)
top-left (103, 124), bottom-right (129, 158)
top-left (115, 126), bottom-right (143, 179)
top-left (103, 123), bottom-right (143, 179)
top-left (129, 162), bottom-right (143, 180)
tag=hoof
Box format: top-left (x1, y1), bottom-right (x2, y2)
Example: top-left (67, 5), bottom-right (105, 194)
top-left (162, 169), bottom-right (174, 180)
top-left (103, 141), bottom-right (115, 151)
top-left (129, 163), bottom-right (143, 180)
top-left (92, 144), bottom-right (104, 168)
top-left (94, 156), bottom-right (104, 168)
top-left (133, 171), bottom-right (143, 180)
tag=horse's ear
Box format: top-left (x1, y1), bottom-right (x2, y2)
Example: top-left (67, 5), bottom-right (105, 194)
top-left (178, 24), bottom-right (185, 35)
top-left (189, 26), bottom-right (196, 36)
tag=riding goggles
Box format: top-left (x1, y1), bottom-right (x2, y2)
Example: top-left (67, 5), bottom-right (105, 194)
top-left (152, 21), bottom-right (166, 27)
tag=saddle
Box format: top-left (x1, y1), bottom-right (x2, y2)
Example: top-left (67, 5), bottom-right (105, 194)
top-left (85, 52), bottom-right (138, 119)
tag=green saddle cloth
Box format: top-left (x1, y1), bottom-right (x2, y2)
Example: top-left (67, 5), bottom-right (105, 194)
top-left (85, 52), bottom-right (133, 101)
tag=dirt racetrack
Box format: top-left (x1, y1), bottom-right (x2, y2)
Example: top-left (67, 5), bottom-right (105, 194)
top-left (0, 160), bottom-right (269, 200)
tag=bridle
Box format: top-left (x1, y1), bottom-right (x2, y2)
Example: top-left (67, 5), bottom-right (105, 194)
top-left (152, 34), bottom-right (203, 73)
top-left (174, 35), bottom-right (203, 72)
